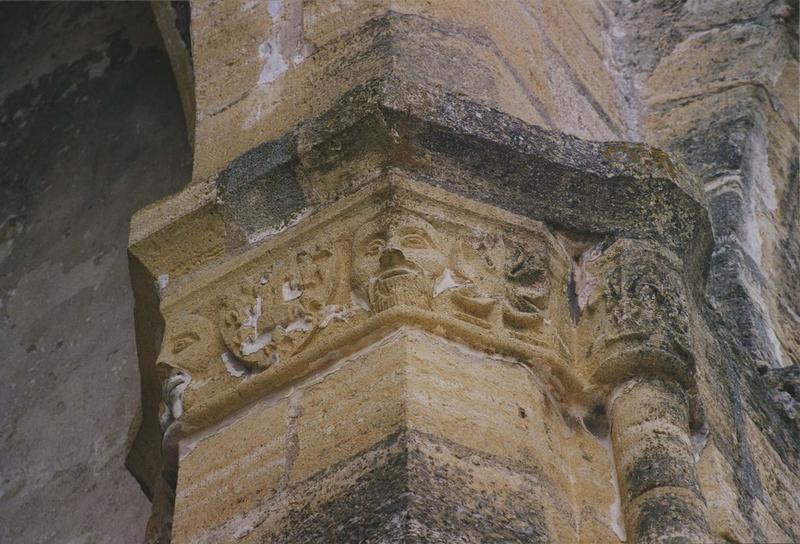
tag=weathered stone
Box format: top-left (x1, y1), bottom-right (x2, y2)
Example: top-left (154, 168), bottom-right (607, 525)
top-left (120, 1), bottom-right (800, 542)
top-left (3, 1), bottom-right (797, 542)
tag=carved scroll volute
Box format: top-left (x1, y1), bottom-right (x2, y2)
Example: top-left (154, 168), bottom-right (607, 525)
top-left (577, 239), bottom-right (693, 385)
top-left (219, 243), bottom-right (337, 370)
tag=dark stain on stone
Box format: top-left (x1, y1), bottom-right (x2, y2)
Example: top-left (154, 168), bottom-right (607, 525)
top-left (263, 431), bottom-right (409, 543)
top-left (408, 430), bottom-right (557, 542)
top-left (583, 404), bottom-right (609, 439)
top-left (170, 1), bottom-right (191, 56)
top-left (566, 266), bottom-right (581, 324)
top-left (624, 450), bottom-right (700, 502)
top-left (393, 101), bottom-right (710, 265)
top-left (217, 134), bottom-right (306, 237)
top-left (635, 491), bottom-right (712, 542)
top-left (252, 430), bottom-right (561, 543)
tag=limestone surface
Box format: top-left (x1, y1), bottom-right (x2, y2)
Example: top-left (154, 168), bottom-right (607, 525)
top-left (126, 1), bottom-right (798, 542)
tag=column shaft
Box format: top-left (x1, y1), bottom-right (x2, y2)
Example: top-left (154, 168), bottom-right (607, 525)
top-left (610, 379), bottom-right (711, 543)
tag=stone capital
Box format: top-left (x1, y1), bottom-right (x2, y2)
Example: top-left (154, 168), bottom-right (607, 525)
top-left (127, 46), bottom-right (714, 544)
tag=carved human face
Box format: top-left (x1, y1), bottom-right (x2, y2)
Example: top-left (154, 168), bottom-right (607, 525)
top-left (157, 314), bottom-right (222, 375)
top-left (156, 314), bottom-right (223, 422)
top-left (352, 212), bottom-right (448, 312)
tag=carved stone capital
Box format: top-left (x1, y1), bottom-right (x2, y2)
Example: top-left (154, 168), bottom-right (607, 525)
top-left (151, 179), bottom-right (582, 436)
top-left (575, 239), bottom-right (694, 387)
top-left (126, 85), bottom-right (717, 543)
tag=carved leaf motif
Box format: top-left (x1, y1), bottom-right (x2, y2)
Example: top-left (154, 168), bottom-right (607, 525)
top-left (501, 240), bottom-right (551, 332)
top-left (219, 243), bottom-right (337, 370)
top-left (602, 264), bottom-right (690, 351)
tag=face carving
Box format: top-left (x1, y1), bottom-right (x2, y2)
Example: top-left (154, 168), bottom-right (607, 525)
top-left (352, 212), bottom-right (448, 313)
top-left (156, 314), bottom-right (223, 428)
top-left (149, 205), bottom-right (578, 430)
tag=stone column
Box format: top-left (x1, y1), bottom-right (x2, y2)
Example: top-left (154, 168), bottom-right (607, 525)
top-left (576, 239), bottom-right (712, 543)
top-left (609, 379), bottom-right (710, 543)
top-left (147, 188), bottom-right (588, 543)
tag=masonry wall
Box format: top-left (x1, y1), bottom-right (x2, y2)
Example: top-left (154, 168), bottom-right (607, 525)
top-left (0, 3), bottom-right (191, 542)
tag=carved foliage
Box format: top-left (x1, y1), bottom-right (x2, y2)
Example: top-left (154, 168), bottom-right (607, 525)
top-left (208, 209), bottom-right (569, 376)
top-left (447, 234), bottom-right (563, 344)
top-left (158, 205), bottom-right (697, 417)
top-left (219, 243), bottom-right (337, 370)
top-left (604, 266), bottom-right (689, 344)
top-left (348, 209), bottom-right (569, 350)
top-left (502, 241), bottom-right (554, 332)
top-left (580, 239), bottom-right (691, 372)
top-left (150, 206), bottom-right (708, 448)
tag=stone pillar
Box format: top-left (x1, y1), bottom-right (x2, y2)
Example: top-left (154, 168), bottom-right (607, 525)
top-left (170, 329), bottom-right (581, 543)
top-left (576, 239), bottom-right (713, 543)
top-left (610, 379), bottom-right (710, 543)
top-left (126, 2), bottom-right (718, 542)
top-left (146, 188), bottom-right (588, 543)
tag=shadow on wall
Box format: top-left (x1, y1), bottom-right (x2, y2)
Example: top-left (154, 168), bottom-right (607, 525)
top-left (0, 2), bottom-right (191, 543)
